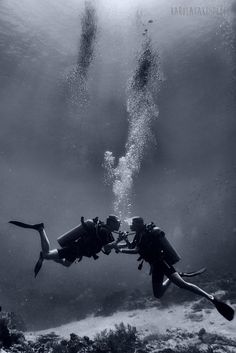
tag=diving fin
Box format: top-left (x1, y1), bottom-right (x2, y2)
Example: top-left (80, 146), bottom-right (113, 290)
top-left (9, 221), bottom-right (44, 230)
top-left (212, 297), bottom-right (234, 321)
top-left (34, 252), bottom-right (44, 278)
top-left (179, 267), bottom-right (206, 278)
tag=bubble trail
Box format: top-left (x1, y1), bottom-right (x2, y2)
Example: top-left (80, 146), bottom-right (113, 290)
top-left (67, 1), bottom-right (97, 109)
top-left (104, 38), bottom-right (162, 221)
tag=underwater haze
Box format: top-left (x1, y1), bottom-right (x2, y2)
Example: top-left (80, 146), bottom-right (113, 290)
top-left (0, 0), bottom-right (235, 329)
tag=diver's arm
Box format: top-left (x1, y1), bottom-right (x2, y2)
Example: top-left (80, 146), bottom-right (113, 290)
top-left (103, 241), bottom-right (119, 254)
top-left (116, 242), bottom-right (130, 249)
top-left (118, 247), bottom-right (139, 254)
top-left (103, 241), bottom-right (136, 254)
top-left (103, 235), bottom-right (133, 253)
top-left (115, 236), bottom-right (136, 249)
top-left (127, 239), bottom-right (137, 249)
top-left (103, 232), bottom-right (136, 253)
top-left (123, 238), bottom-right (135, 248)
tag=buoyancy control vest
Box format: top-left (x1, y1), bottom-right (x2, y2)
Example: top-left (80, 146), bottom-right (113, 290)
top-left (57, 217), bottom-right (115, 260)
top-left (138, 224), bottom-right (180, 266)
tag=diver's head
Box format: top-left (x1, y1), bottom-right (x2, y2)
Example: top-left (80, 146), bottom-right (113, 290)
top-left (106, 215), bottom-right (121, 232)
top-left (130, 216), bottom-right (145, 232)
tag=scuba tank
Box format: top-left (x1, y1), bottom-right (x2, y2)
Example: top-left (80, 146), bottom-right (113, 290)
top-left (152, 226), bottom-right (181, 265)
top-left (57, 217), bottom-right (96, 247)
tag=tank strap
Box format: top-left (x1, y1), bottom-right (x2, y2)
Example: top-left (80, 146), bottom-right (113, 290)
top-left (138, 260), bottom-right (144, 271)
top-left (149, 265), bottom-right (152, 275)
top-left (95, 221), bottom-right (106, 243)
top-left (137, 255), bottom-right (152, 274)
top-left (137, 255), bottom-right (144, 270)
top-left (95, 223), bottom-right (99, 237)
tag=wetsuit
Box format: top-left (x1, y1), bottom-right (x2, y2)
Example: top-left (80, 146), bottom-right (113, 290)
top-left (134, 227), bottom-right (180, 295)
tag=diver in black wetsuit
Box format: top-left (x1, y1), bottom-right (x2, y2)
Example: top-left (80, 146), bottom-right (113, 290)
top-left (9, 215), bottom-right (120, 277)
top-left (116, 217), bottom-right (234, 321)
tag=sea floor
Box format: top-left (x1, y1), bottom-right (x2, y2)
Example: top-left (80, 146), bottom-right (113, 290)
top-left (26, 297), bottom-right (236, 341)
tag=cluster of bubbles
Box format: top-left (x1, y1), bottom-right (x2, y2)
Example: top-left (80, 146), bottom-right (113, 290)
top-left (67, 1), bottom-right (97, 110)
top-left (104, 38), bottom-right (162, 221)
top-left (64, 4), bottom-right (162, 221)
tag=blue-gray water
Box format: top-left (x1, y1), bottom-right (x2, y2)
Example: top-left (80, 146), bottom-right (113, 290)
top-left (0, 0), bottom-right (235, 329)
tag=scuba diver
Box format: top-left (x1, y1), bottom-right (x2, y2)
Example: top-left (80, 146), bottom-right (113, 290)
top-left (116, 217), bottom-right (234, 321)
top-left (9, 215), bottom-right (121, 277)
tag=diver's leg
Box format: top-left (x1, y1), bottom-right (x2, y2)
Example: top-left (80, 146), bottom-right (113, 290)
top-left (29, 225), bottom-right (63, 263)
top-left (9, 220), bottom-right (55, 258)
top-left (37, 225), bottom-right (50, 256)
top-left (152, 264), bottom-right (171, 298)
top-left (169, 272), bottom-right (234, 320)
top-left (9, 220), bottom-right (72, 276)
top-left (34, 249), bottom-right (72, 278)
top-left (170, 272), bottom-right (214, 300)
top-left (34, 225), bottom-right (62, 261)
top-left (54, 258), bottom-right (73, 267)
top-left (43, 249), bottom-right (60, 260)
top-left (158, 261), bottom-right (207, 298)
top-left (155, 266), bottom-right (207, 298)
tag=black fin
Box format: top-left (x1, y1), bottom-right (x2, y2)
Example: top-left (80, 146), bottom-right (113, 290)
top-left (180, 267), bottom-right (206, 278)
top-left (9, 221), bottom-right (35, 229)
top-left (9, 221), bottom-right (44, 230)
top-left (213, 298), bottom-right (234, 321)
top-left (34, 252), bottom-right (44, 278)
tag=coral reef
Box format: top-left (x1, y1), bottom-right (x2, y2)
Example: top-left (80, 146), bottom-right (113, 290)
top-left (1, 318), bottom-right (236, 353)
